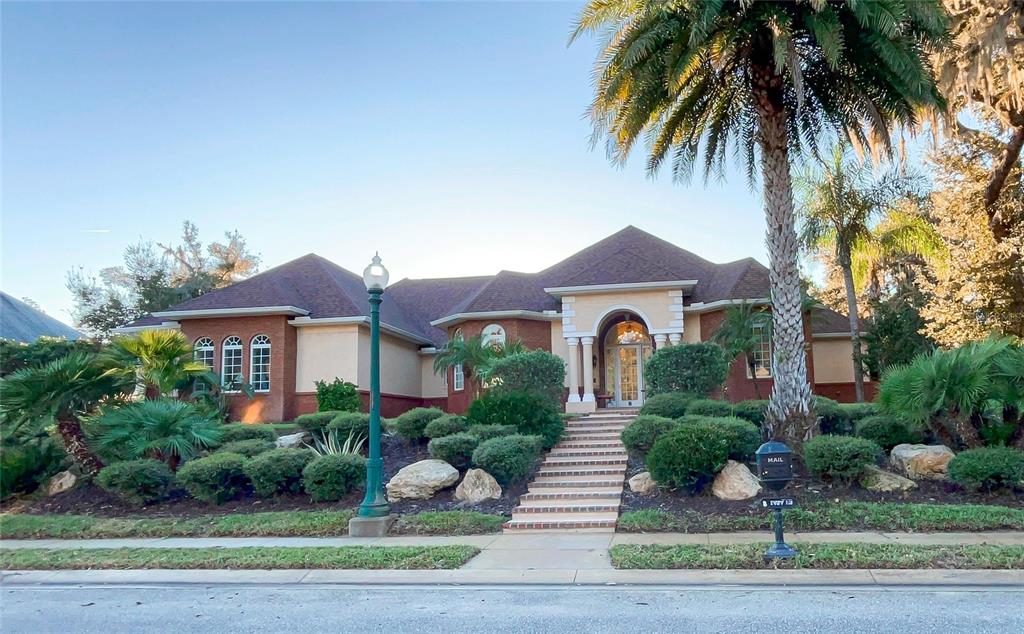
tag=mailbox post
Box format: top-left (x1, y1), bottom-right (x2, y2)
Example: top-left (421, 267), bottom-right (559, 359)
top-left (755, 441), bottom-right (797, 560)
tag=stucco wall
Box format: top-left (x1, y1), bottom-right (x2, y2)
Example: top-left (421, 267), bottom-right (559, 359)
top-left (421, 355), bottom-right (447, 399)
top-left (562, 289), bottom-right (682, 335)
top-left (354, 330), bottom-right (422, 397)
top-left (550, 321), bottom-right (571, 388)
top-left (682, 312), bottom-right (702, 343)
top-left (812, 339), bottom-right (866, 384)
top-left (295, 324), bottom-right (360, 392)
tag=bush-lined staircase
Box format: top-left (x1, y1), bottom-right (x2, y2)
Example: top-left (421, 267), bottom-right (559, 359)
top-left (503, 409), bottom-right (636, 532)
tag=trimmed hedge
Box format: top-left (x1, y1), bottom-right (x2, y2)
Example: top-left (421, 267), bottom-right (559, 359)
top-left (621, 415), bottom-right (679, 456)
top-left (731, 400), bottom-right (769, 426)
top-left (639, 392), bottom-right (695, 419)
top-left (839, 402), bottom-right (877, 423)
top-left (685, 399), bottom-right (734, 418)
top-left (802, 435), bottom-right (882, 483)
top-left (394, 407), bottom-right (445, 442)
top-left (815, 396), bottom-right (852, 435)
top-left (216, 439), bottom-right (275, 458)
top-left (218, 424), bottom-right (276, 444)
top-left (329, 412), bottom-right (370, 439)
top-left (644, 343), bottom-right (729, 397)
top-left (467, 424), bottom-right (518, 441)
top-left (428, 432), bottom-right (480, 469)
top-left (176, 452), bottom-right (250, 504)
top-left (96, 459), bottom-right (174, 506)
top-left (471, 434), bottom-right (542, 485)
top-left (424, 414), bottom-right (468, 440)
top-left (467, 392), bottom-right (563, 449)
top-left (949, 448), bottom-right (1024, 492)
top-left (681, 415), bottom-right (761, 461)
top-left (302, 453), bottom-right (366, 502)
top-left (854, 415), bottom-right (923, 451)
top-left (243, 448), bottom-right (315, 497)
top-left (294, 411), bottom-right (341, 434)
top-left (645, 424), bottom-right (730, 493)
top-left (487, 350), bottom-right (566, 405)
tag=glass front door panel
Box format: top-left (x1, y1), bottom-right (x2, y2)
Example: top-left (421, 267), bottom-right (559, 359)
top-left (618, 346), bottom-right (639, 402)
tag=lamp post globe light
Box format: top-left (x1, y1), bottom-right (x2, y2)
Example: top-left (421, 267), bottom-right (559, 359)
top-left (350, 253), bottom-right (395, 536)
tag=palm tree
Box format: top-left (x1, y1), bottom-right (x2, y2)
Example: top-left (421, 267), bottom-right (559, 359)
top-left (432, 335), bottom-right (527, 398)
top-left (103, 330), bottom-right (209, 399)
top-left (92, 399), bottom-right (223, 469)
top-left (0, 352), bottom-right (134, 475)
top-left (711, 301), bottom-right (771, 399)
top-left (796, 143), bottom-right (921, 402)
top-left (571, 0), bottom-right (947, 444)
top-left (850, 205), bottom-right (948, 301)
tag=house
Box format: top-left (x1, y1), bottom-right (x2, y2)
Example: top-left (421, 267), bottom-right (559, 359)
top-left (1, 291), bottom-right (82, 344)
top-left (120, 226), bottom-right (867, 422)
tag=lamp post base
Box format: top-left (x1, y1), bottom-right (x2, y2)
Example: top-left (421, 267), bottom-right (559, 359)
top-left (348, 514), bottom-right (396, 538)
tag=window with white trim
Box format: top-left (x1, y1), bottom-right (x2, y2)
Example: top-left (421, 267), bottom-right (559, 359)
top-left (453, 363), bottom-right (465, 392)
top-left (249, 335), bottom-right (271, 392)
top-left (193, 337), bottom-right (214, 392)
top-left (221, 336), bottom-right (243, 390)
top-left (747, 321), bottom-right (772, 378)
top-left (481, 323), bottom-right (506, 348)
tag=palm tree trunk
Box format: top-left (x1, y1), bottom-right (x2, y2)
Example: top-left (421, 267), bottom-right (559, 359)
top-left (748, 357), bottom-right (763, 399)
top-left (753, 65), bottom-right (815, 445)
top-left (838, 250), bottom-right (865, 402)
top-left (56, 417), bottom-right (105, 476)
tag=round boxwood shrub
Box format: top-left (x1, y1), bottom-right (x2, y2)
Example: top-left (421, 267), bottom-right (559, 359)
top-left (176, 452), bottom-right (251, 504)
top-left (302, 453), bottom-right (366, 502)
top-left (329, 412), bottom-right (370, 439)
top-left (644, 343), bottom-right (729, 397)
top-left (218, 423), bottom-right (276, 443)
top-left (467, 392), bottom-right (563, 449)
top-left (682, 415), bottom-right (761, 461)
top-left (393, 407), bottom-right (445, 441)
top-left (731, 400), bottom-right (769, 426)
top-left (216, 439), bottom-right (275, 458)
top-left (428, 432), bottom-right (480, 469)
top-left (471, 434), bottom-right (543, 485)
top-left (424, 414), bottom-right (468, 439)
top-left (645, 425), bottom-right (731, 493)
top-left (854, 415), bottom-right (923, 451)
top-left (685, 399), bottom-right (733, 418)
top-left (639, 392), bottom-right (695, 419)
top-left (620, 415), bottom-right (679, 456)
top-left (949, 448), bottom-right (1024, 492)
top-left (815, 396), bottom-right (852, 435)
top-left (467, 424), bottom-right (518, 441)
top-left (96, 459), bottom-right (174, 506)
top-left (801, 435), bottom-right (882, 483)
top-left (243, 448), bottom-right (315, 497)
top-left (295, 411), bottom-right (341, 434)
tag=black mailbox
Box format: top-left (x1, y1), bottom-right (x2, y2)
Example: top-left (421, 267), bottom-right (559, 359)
top-left (756, 441), bottom-right (793, 491)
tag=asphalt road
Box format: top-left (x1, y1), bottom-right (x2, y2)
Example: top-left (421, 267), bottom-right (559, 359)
top-left (3, 584), bottom-right (1023, 633)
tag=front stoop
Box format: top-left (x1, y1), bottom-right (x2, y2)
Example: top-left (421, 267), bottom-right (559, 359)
top-left (503, 410), bottom-right (636, 532)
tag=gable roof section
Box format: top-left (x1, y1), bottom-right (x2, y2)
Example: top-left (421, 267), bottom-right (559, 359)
top-left (1, 292), bottom-right (81, 343)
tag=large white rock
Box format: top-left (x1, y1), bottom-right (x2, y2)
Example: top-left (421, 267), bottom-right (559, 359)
top-left (454, 468), bottom-right (502, 504)
top-left (46, 471), bottom-right (76, 496)
top-left (890, 444), bottom-right (955, 481)
top-left (859, 464), bottom-right (918, 493)
top-left (275, 432), bottom-right (310, 448)
top-left (712, 460), bottom-right (762, 501)
top-left (386, 459), bottom-right (460, 501)
top-left (628, 471), bottom-right (657, 495)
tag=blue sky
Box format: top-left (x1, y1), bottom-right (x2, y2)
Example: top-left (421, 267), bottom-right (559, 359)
top-left (2, 1), bottom-right (770, 324)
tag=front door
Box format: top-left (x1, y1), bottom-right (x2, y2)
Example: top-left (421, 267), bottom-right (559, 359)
top-left (613, 344), bottom-right (644, 407)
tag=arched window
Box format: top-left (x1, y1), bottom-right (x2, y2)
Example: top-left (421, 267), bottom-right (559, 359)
top-left (451, 329), bottom-right (464, 392)
top-left (481, 323), bottom-right (506, 348)
top-left (221, 336), bottom-right (243, 391)
top-left (193, 337), bottom-right (214, 369)
top-left (250, 334), bottom-right (271, 393)
top-left (747, 318), bottom-right (773, 378)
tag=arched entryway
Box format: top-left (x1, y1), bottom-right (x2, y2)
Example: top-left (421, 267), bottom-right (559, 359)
top-left (597, 311), bottom-right (653, 408)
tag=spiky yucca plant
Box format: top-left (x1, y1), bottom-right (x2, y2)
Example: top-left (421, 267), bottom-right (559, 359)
top-left (92, 399), bottom-right (223, 469)
top-left (306, 428), bottom-right (367, 457)
top-left (572, 0), bottom-right (948, 443)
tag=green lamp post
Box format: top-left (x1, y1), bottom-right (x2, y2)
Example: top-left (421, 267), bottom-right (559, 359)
top-left (357, 253), bottom-right (391, 520)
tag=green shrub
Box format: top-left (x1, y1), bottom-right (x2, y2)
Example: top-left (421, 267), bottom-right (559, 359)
top-left (685, 399), bottom-right (734, 418)
top-left (243, 448), bottom-right (315, 497)
top-left (815, 396), bottom-right (852, 435)
top-left (314, 378), bottom-right (361, 413)
top-left (428, 432), bottom-right (480, 469)
top-left (92, 398), bottom-right (222, 465)
top-left (645, 425), bottom-right (731, 492)
top-left (644, 343), bottom-right (729, 397)
top-left (471, 434), bottom-right (542, 485)
top-left (949, 448), bottom-right (1024, 491)
top-left (176, 452), bottom-right (250, 504)
top-left (732, 400), bottom-right (769, 426)
top-left (682, 415), bottom-right (761, 461)
top-left (394, 407), bottom-right (445, 441)
top-left (424, 414), bottom-right (468, 439)
top-left (639, 392), bottom-right (695, 419)
top-left (219, 423), bottom-right (277, 443)
top-left (0, 438), bottom-right (64, 499)
top-left (802, 435), bottom-right (882, 483)
top-left (467, 392), bottom-right (563, 448)
top-left (854, 415), bottom-right (923, 450)
top-left (328, 412), bottom-right (370, 439)
top-left (216, 439), bottom-right (275, 458)
top-left (302, 453), bottom-right (366, 502)
top-left (96, 459), bottom-right (174, 506)
top-left (294, 411), bottom-right (341, 434)
top-left (620, 415), bottom-right (679, 456)
top-left (487, 350), bottom-right (566, 405)
top-left (467, 424), bottom-right (518, 441)
top-left (839, 402), bottom-right (877, 423)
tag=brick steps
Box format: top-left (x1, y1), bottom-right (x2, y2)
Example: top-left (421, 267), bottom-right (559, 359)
top-left (504, 410), bottom-right (634, 533)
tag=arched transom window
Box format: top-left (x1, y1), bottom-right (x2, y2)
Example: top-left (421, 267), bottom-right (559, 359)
top-left (221, 336), bottom-right (243, 391)
top-left (481, 323), bottom-right (506, 348)
top-left (193, 337), bottom-right (214, 370)
top-left (250, 334), bottom-right (271, 392)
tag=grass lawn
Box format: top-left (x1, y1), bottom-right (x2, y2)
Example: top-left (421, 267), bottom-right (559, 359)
top-left (0, 509), bottom-right (508, 539)
top-left (618, 502), bottom-right (1024, 533)
top-left (609, 543), bottom-right (1024, 570)
top-left (0, 545), bottom-right (479, 570)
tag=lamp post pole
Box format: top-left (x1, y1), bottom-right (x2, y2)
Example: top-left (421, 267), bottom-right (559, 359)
top-left (357, 286), bottom-right (390, 518)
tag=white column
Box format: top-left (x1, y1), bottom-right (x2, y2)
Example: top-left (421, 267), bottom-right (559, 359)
top-left (668, 333), bottom-right (682, 346)
top-left (581, 336), bottom-right (595, 402)
top-left (566, 337), bottom-right (581, 403)
top-left (653, 334), bottom-right (667, 349)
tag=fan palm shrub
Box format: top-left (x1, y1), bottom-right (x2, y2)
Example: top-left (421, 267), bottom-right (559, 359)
top-left (571, 0), bottom-right (947, 443)
top-left (710, 301), bottom-right (771, 399)
top-left (102, 330), bottom-right (210, 398)
top-left (432, 335), bottom-right (527, 398)
top-left (92, 399), bottom-right (223, 469)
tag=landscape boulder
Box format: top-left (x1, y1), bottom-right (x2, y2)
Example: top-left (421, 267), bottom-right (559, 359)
top-left (711, 460), bottom-right (761, 501)
top-left (890, 444), bottom-right (955, 481)
top-left (454, 468), bottom-right (502, 504)
top-left (45, 470), bottom-right (77, 497)
top-left (386, 459), bottom-right (459, 501)
top-left (274, 432), bottom-right (310, 449)
top-left (859, 464), bottom-right (918, 493)
top-left (628, 471), bottom-right (657, 495)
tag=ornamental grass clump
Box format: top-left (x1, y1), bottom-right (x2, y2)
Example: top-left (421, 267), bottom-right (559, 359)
top-left (302, 453), bottom-right (366, 502)
top-left (645, 425), bottom-right (731, 493)
top-left (394, 407), bottom-right (445, 442)
top-left (424, 414), bottom-right (468, 439)
top-left (801, 435), bottom-right (882, 484)
top-left (96, 459), bottom-right (174, 506)
top-left (428, 432), bottom-right (480, 469)
top-left (620, 415), bottom-right (679, 456)
top-left (638, 392), bottom-right (695, 419)
top-left (243, 448), bottom-right (315, 497)
top-left (948, 448), bottom-right (1024, 492)
top-left (176, 452), bottom-right (250, 504)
